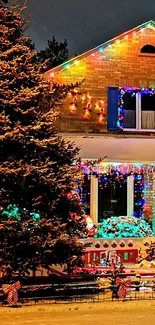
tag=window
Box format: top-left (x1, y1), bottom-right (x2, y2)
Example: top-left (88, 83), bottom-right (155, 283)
top-left (141, 44), bottom-right (155, 54)
top-left (123, 92), bottom-right (136, 129)
top-left (98, 171), bottom-right (127, 222)
top-left (123, 90), bottom-right (155, 131)
top-left (93, 253), bottom-right (97, 261)
top-left (130, 252), bottom-right (134, 260)
top-left (108, 87), bottom-right (155, 132)
top-left (124, 252), bottom-right (128, 261)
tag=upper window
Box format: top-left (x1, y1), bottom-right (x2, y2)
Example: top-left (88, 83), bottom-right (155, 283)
top-left (107, 87), bottom-right (155, 132)
top-left (123, 90), bottom-right (155, 131)
top-left (140, 44), bottom-right (155, 54)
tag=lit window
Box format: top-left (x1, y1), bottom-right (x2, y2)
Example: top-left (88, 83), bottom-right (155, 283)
top-left (124, 252), bottom-right (128, 261)
top-left (93, 253), bottom-right (97, 261)
top-left (122, 89), bottom-right (155, 131)
top-left (130, 252), bottom-right (134, 260)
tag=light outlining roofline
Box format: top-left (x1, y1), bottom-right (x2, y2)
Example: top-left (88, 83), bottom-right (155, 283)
top-left (45, 20), bottom-right (155, 76)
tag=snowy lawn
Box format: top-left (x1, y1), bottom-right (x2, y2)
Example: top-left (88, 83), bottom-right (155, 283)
top-left (0, 300), bottom-right (155, 325)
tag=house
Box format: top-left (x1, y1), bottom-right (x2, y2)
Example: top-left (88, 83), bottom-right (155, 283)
top-left (45, 21), bottom-right (155, 264)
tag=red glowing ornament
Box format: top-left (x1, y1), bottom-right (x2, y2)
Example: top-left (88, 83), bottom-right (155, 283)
top-left (83, 93), bottom-right (92, 119)
top-left (97, 108), bottom-right (106, 125)
top-left (83, 104), bottom-right (92, 119)
top-left (69, 94), bottom-right (78, 114)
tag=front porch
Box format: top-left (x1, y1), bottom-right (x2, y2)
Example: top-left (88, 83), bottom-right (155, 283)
top-left (65, 135), bottom-right (155, 229)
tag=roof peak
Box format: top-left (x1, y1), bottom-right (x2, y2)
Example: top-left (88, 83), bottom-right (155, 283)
top-left (46, 20), bottom-right (155, 75)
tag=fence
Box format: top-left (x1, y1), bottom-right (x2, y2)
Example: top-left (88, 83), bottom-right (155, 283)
top-left (1, 284), bottom-right (155, 306)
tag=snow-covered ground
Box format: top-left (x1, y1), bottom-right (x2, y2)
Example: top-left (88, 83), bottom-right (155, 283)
top-left (63, 134), bottom-right (155, 162)
top-left (1, 300), bottom-right (155, 325)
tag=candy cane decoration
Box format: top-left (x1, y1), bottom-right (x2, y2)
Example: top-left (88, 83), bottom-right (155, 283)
top-left (96, 100), bottom-right (106, 125)
top-left (2, 281), bottom-right (21, 306)
top-left (83, 93), bottom-right (92, 119)
top-left (69, 93), bottom-right (78, 114)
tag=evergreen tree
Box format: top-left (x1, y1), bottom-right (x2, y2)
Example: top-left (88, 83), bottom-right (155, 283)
top-left (0, 0), bottom-right (86, 281)
top-left (36, 36), bottom-right (69, 71)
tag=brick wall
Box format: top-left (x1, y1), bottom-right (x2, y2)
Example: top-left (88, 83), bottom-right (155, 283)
top-left (45, 27), bottom-right (155, 134)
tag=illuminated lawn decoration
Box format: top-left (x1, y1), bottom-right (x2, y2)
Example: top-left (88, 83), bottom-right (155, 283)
top-left (95, 216), bottom-right (153, 238)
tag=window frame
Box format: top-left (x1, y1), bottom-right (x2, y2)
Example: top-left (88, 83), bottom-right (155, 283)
top-left (124, 91), bottom-right (155, 132)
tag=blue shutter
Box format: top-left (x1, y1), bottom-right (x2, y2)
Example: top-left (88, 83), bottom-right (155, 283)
top-left (107, 87), bottom-right (118, 131)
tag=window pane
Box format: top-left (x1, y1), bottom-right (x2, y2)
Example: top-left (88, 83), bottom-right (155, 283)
top-left (130, 252), bottom-right (134, 260)
top-left (98, 171), bottom-right (127, 222)
top-left (93, 253), bottom-right (97, 261)
top-left (141, 93), bottom-right (155, 129)
top-left (124, 252), bottom-right (128, 261)
top-left (123, 92), bottom-right (136, 128)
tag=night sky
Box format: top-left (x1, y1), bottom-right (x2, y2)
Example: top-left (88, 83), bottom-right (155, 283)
top-left (21, 0), bottom-right (155, 56)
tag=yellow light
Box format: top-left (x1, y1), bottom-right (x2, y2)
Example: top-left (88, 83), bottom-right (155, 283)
top-left (50, 73), bottom-right (54, 77)
top-left (75, 60), bottom-right (79, 65)
top-left (125, 35), bottom-right (128, 40)
top-left (117, 40), bottom-right (120, 44)
top-left (133, 32), bottom-right (136, 36)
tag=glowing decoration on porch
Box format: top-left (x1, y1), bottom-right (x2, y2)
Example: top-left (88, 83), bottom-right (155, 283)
top-left (134, 173), bottom-right (144, 218)
top-left (77, 162), bottom-right (155, 220)
top-left (95, 216), bottom-right (153, 239)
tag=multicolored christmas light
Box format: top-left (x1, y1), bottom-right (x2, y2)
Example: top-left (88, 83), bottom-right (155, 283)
top-left (117, 87), bottom-right (155, 130)
top-left (76, 161), bottom-right (155, 218)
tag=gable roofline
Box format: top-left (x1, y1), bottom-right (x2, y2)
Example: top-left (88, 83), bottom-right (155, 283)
top-left (45, 20), bottom-right (155, 76)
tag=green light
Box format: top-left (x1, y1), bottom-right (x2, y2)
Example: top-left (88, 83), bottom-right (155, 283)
top-left (65, 63), bottom-right (70, 69)
top-left (95, 216), bottom-right (153, 239)
top-left (1, 204), bottom-right (41, 221)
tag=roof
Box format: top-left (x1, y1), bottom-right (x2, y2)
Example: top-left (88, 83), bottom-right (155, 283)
top-left (62, 134), bottom-right (155, 163)
top-left (45, 20), bottom-right (155, 76)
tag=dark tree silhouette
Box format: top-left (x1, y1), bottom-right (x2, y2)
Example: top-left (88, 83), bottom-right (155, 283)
top-left (36, 37), bottom-right (69, 71)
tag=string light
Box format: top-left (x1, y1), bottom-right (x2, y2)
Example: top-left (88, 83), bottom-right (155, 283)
top-left (77, 162), bottom-right (155, 219)
top-left (117, 87), bottom-right (155, 131)
top-left (60, 23), bottom-right (155, 71)
top-left (65, 63), bottom-right (70, 69)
